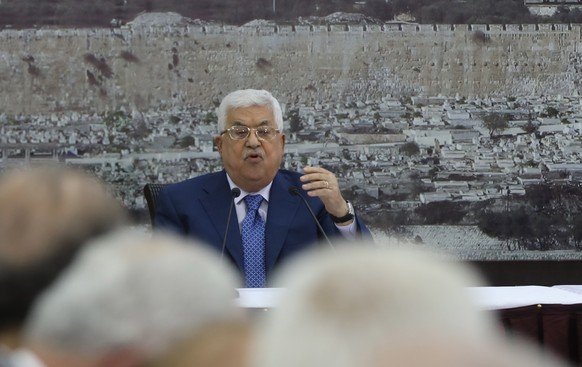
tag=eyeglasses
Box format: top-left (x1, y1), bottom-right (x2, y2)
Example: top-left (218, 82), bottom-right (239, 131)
top-left (221, 126), bottom-right (280, 141)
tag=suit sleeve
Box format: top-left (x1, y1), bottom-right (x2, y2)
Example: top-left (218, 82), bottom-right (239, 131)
top-left (353, 216), bottom-right (373, 239)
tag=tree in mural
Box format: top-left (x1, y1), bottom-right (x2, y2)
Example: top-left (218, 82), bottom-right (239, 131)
top-left (399, 141), bottom-right (420, 156)
top-left (482, 112), bottom-right (509, 139)
top-left (477, 183), bottom-right (582, 251)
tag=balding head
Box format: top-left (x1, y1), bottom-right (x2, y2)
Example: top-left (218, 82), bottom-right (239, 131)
top-left (0, 165), bottom-right (128, 345)
top-left (0, 166), bottom-right (126, 265)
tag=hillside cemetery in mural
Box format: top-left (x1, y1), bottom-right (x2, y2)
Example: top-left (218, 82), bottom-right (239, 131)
top-left (2, 13), bottom-right (582, 260)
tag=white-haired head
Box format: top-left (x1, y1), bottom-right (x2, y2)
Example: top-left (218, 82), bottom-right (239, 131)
top-left (25, 229), bottom-right (243, 360)
top-left (254, 242), bottom-right (513, 367)
top-left (216, 89), bottom-right (284, 132)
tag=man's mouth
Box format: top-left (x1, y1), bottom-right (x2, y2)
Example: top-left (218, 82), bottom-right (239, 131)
top-left (244, 151), bottom-right (264, 160)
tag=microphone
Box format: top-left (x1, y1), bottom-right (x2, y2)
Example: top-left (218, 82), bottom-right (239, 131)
top-left (221, 187), bottom-right (241, 261)
top-left (288, 186), bottom-right (334, 250)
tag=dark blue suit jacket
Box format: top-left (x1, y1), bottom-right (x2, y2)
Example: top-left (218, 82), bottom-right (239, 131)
top-left (154, 170), bottom-right (371, 280)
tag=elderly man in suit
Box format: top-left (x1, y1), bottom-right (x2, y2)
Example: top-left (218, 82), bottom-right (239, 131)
top-left (155, 89), bottom-right (371, 287)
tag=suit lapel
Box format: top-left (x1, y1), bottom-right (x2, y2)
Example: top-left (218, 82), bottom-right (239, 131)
top-left (265, 172), bottom-right (300, 276)
top-left (200, 171), bottom-right (244, 272)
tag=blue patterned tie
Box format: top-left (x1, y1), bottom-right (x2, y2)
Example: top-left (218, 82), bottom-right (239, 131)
top-left (242, 194), bottom-right (266, 288)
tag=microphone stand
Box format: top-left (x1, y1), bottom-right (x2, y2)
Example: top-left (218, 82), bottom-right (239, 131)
top-left (221, 187), bottom-right (241, 261)
top-left (288, 186), bottom-right (334, 250)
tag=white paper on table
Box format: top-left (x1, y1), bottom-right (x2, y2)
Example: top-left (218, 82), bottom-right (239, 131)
top-left (235, 287), bottom-right (285, 309)
top-left (552, 285), bottom-right (582, 296)
top-left (467, 285), bottom-right (582, 310)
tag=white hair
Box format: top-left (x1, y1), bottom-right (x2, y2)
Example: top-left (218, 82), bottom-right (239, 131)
top-left (216, 89), bottom-right (284, 132)
top-left (254, 243), bottom-right (558, 367)
top-left (25, 229), bottom-right (242, 358)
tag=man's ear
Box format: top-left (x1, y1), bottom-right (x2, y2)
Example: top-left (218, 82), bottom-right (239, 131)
top-left (214, 135), bottom-right (222, 153)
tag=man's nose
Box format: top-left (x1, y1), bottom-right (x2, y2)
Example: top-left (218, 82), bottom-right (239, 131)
top-left (246, 130), bottom-right (261, 147)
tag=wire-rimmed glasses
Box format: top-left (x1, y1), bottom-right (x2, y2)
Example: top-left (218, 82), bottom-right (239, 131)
top-left (221, 126), bottom-right (280, 140)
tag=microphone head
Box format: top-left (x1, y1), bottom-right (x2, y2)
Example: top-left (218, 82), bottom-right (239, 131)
top-left (231, 187), bottom-right (241, 197)
top-left (288, 186), bottom-right (299, 196)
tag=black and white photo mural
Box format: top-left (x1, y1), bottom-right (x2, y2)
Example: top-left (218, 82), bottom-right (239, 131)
top-left (3, 1), bottom-right (582, 264)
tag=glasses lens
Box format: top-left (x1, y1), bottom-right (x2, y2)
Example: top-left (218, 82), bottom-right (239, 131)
top-left (229, 126), bottom-right (250, 140)
top-left (257, 127), bottom-right (277, 140)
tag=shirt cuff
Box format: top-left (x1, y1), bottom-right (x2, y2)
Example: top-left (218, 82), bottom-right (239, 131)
top-left (335, 219), bottom-right (357, 239)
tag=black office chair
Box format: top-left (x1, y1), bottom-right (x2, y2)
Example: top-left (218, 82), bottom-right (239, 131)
top-left (143, 183), bottom-right (169, 227)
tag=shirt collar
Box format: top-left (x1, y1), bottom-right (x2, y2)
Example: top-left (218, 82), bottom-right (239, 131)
top-left (226, 173), bottom-right (272, 205)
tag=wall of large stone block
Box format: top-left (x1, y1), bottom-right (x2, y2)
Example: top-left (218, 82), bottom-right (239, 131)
top-left (1, 23), bottom-right (581, 115)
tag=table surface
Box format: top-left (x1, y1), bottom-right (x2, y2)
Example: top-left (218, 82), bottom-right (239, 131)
top-left (235, 285), bottom-right (582, 310)
top-left (468, 285), bottom-right (582, 310)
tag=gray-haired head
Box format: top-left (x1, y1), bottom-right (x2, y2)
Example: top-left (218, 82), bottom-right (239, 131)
top-left (216, 89), bottom-right (284, 132)
top-left (254, 243), bottom-right (507, 367)
top-left (25, 229), bottom-right (243, 360)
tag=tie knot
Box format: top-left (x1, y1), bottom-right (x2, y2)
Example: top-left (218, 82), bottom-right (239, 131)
top-left (244, 194), bottom-right (263, 211)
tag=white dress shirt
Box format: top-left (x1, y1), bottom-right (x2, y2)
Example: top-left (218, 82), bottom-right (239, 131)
top-left (226, 174), bottom-right (356, 237)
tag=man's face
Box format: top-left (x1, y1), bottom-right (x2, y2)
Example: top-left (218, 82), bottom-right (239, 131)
top-left (215, 105), bottom-right (285, 193)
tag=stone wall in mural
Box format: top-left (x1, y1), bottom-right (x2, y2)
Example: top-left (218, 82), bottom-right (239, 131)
top-left (2, 12), bottom-right (582, 260)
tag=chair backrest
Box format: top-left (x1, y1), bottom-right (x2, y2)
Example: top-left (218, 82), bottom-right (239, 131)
top-left (143, 183), bottom-right (169, 227)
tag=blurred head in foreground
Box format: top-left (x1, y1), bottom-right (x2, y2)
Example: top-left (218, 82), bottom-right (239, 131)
top-left (24, 229), bottom-right (248, 367)
top-left (0, 165), bottom-right (128, 348)
top-left (254, 242), bottom-right (569, 367)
